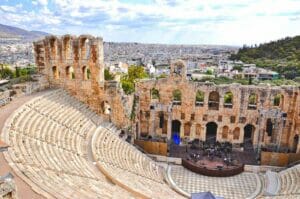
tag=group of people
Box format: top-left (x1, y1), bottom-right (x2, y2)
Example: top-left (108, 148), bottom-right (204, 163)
top-left (188, 140), bottom-right (237, 166)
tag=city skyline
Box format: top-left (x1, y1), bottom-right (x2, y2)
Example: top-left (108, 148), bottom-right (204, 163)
top-left (1, 0), bottom-right (300, 46)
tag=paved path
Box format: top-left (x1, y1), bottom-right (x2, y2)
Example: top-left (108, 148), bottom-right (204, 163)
top-left (0, 90), bottom-right (52, 199)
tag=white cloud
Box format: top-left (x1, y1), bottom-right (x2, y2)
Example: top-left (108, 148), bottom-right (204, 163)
top-left (1, 0), bottom-right (300, 45)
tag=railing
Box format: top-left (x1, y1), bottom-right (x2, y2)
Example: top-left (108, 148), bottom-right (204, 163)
top-left (172, 100), bottom-right (181, 106)
top-left (195, 101), bottom-right (204, 107)
top-left (248, 104), bottom-right (257, 110)
top-left (224, 103), bottom-right (233, 108)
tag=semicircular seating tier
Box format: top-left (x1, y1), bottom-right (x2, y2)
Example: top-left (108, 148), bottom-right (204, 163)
top-left (92, 126), bottom-right (184, 198)
top-left (2, 89), bottom-right (134, 199)
top-left (2, 89), bottom-right (183, 199)
top-left (277, 164), bottom-right (300, 196)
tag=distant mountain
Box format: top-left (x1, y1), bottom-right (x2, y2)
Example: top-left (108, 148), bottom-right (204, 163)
top-left (230, 36), bottom-right (300, 79)
top-left (0, 23), bottom-right (49, 41)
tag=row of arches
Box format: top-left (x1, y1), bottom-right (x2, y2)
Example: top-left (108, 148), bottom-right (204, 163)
top-left (171, 120), bottom-right (255, 143)
top-left (151, 88), bottom-right (284, 109)
top-left (52, 66), bottom-right (91, 80)
top-left (48, 36), bottom-right (92, 60)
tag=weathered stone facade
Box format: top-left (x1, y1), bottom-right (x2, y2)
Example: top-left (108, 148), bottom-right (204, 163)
top-left (136, 60), bottom-right (300, 152)
top-left (34, 35), bottom-right (300, 153)
top-left (33, 35), bottom-right (130, 128)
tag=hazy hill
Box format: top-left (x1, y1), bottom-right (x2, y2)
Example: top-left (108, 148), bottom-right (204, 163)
top-left (230, 36), bottom-right (300, 79)
top-left (0, 23), bottom-right (49, 41)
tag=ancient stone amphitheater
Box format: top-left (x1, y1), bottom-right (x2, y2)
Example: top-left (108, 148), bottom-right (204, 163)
top-left (0, 88), bottom-right (299, 199)
top-left (0, 34), bottom-right (299, 199)
top-left (1, 89), bottom-right (185, 199)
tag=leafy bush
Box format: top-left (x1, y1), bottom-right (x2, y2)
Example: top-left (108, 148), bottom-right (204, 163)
top-left (104, 69), bottom-right (115, 80)
top-left (121, 65), bottom-right (148, 95)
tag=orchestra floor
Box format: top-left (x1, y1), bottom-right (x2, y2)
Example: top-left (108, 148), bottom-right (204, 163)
top-left (169, 142), bottom-right (258, 165)
top-left (169, 165), bottom-right (263, 199)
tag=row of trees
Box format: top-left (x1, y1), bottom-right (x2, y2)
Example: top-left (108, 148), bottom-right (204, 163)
top-left (0, 64), bottom-right (36, 80)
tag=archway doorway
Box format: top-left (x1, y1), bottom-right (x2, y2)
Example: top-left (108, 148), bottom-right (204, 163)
top-left (244, 124), bottom-right (255, 151)
top-left (206, 122), bottom-right (218, 143)
top-left (171, 120), bottom-right (181, 145)
top-left (293, 135), bottom-right (299, 153)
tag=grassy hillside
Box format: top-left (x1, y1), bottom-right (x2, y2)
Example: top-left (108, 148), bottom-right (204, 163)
top-left (230, 36), bottom-right (300, 79)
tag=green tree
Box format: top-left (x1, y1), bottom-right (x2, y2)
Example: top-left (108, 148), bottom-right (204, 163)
top-left (172, 89), bottom-right (182, 101)
top-left (0, 65), bottom-right (14, 79)
top-left (195, 90), bottom-right (204, 102)
top-left (104, 69), bottom-right (115, 80)
top-left (121, 65), bottom-right (148, 95)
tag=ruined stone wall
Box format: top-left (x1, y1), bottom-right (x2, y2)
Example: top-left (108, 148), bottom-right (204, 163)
top-left (33, 35), bottom-right (130, 128)
top-left (136, 60), bottom-right (300, 151)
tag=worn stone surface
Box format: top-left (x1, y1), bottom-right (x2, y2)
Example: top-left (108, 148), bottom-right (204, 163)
top-left (33, 35), bottom-right (130, 128)
top-left (136, 60), bottom-right (300, 152)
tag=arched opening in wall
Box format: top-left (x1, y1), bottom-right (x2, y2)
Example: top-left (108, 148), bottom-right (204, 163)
top-left (273, 94), bottom-right (284, 107)
top-left (293, 135), bottom-right (299, 153)
top-left (266, 118), bottom-right (273, 137)
top-left (52, 66), bottom-right (59, 79)
top-left (244, 124), bottom-right (255, 142)
top-left (49, 38), bottom-right (56, 59)
top-left (206, 122), bottom-right (218, 143)
top-left (184, 122), bottom-right (191, 136)
top-left (79, 38), bottom-right (90, 59)
top-left (171, 120), bottom-right (181, 145)
top-left (101, 101), bottom-right (111, 115)
top-left (66, 66), bottom-right (75, 80)
top-left (196, 124), bottom-right (201, 137)
top-left (173, 61), bottom-right (185, 76)
top-left (248, 93), bottom-right (257, 110)
top-left (82, 66), bottom-right (91, 80)
top-left (195, 90), bottom-right (204, 106)
top-left (208, 91), bottom-right (219, 110)
top-left (233, 127), bottom-right (240, 140)
top-left (224, 91), bottom-right (233, 108)
top-left (63, 37), bottom-right (71, 60)
top-left (222, 126), bottom-right (229, 139)
top-left (151, 88), bottom-right (159, 100)
top-left (172, 89), bottom-right (182, 105)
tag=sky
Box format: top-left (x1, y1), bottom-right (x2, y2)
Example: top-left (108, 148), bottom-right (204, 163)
top-left (1, 0), bottom-right (300, 46)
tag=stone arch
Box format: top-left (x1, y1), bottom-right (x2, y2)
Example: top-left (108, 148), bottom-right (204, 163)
top-left (266, 118), bottom-right (273, 137)
top-left (66, 66), bottom-right (75, 80)
top-left (208, 91), bottom-right (219, 110)
top-left (224, 91), bottom-right (233, 108)
top-left (171, 60), bottom-right (186, 77)
top-left (184, 122), bottom-right (191, 136)
top-left (52, 66), bottom-right (59, 79)
top-left (63, 36), bottom-right (72, 60)
top-left (206, 122), bottom-right (218, 143)
top-left (82, 66), bottom-right (90, 80)
top-left (222, 126), bottom-right (229, 139)
top-left (244, 124), bottom-right (255, 142)
top-left (151, 88), bottom-right (159, 100)
top-left (248, 93), bottom-right (257, 109)
top-left (293, 135), bottom-right (299, 153)
top-left (101, 101), bottom-right (111, 115)
top-left (195, 124), bottom-right (201, 136)
top-left (172, 89), bottom-right (182, 105)
top-left (171, 120), bottom-right (181, 145)
top-left (79, 36), bottom-right (92, 59)
top-left (48, 36), bottom-right (58, 59)
top-left (195, 90), bottom-right (204, 106)
top-left (273, 93), bottom-right (284, 107)
top-left (233, 127), bottom-right (240, 140)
